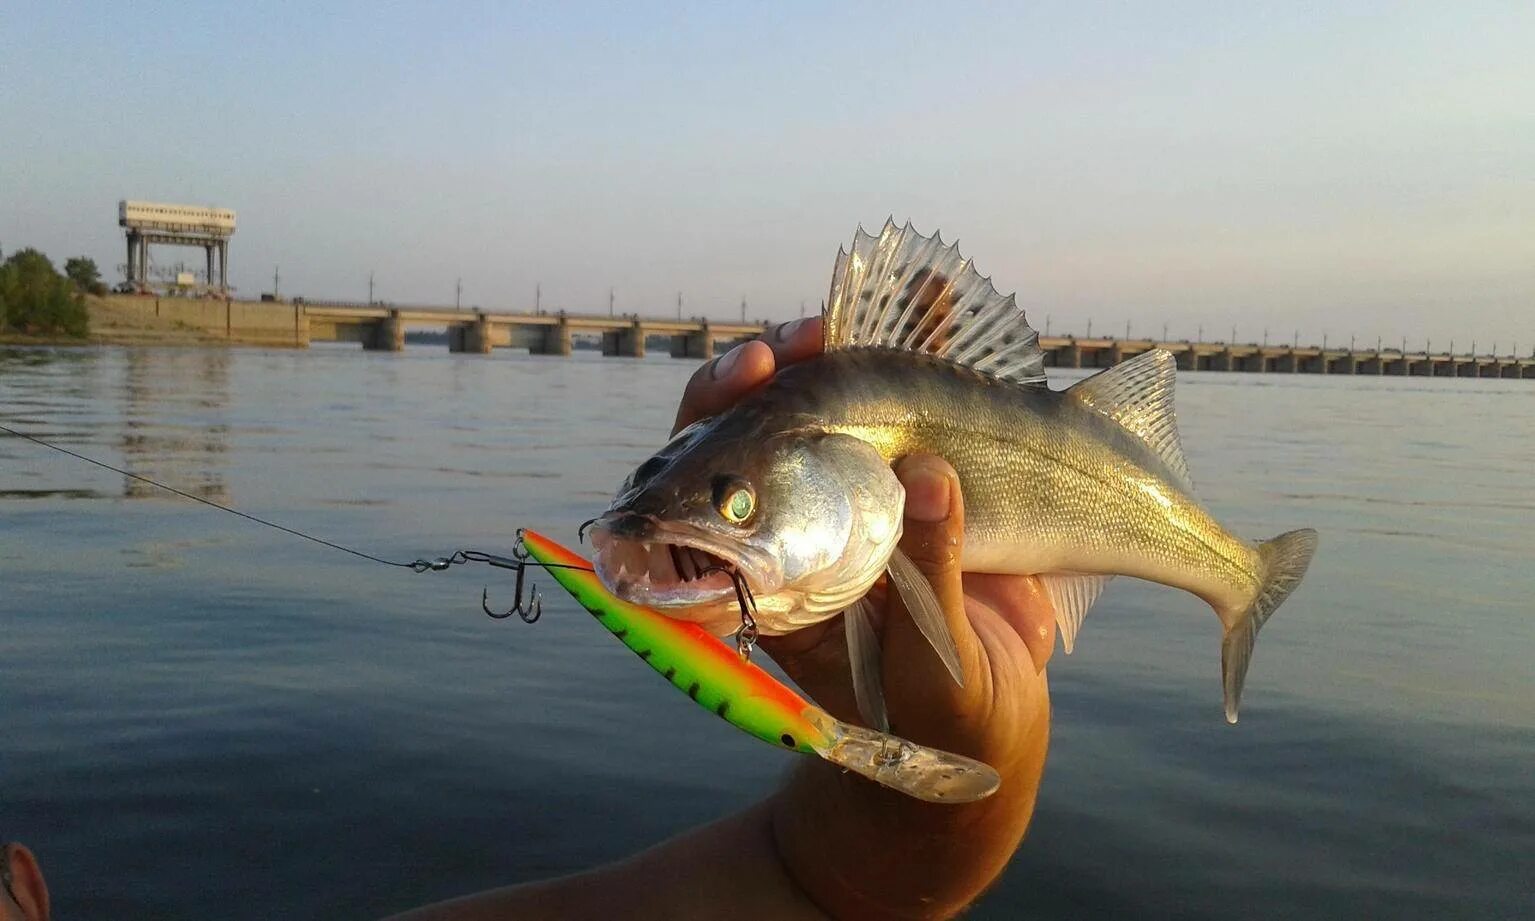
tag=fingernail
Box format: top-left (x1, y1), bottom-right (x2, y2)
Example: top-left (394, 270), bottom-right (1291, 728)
top-left (901, 462), bottom-right (952, 522)
top-left (772, 318), bottom-right (804, 343)
top-left (712, 344), bottom-right (744, 380)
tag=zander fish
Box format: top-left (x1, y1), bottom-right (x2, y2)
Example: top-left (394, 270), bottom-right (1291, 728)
top-left (589, 221), bottom-right (1317, 725)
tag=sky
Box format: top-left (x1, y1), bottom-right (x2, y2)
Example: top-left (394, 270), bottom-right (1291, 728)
top-left (3, 1), bottom-right (1531, 351)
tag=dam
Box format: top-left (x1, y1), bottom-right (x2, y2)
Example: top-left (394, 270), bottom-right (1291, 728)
top-left (96, 295), bottom-right (1535, 378)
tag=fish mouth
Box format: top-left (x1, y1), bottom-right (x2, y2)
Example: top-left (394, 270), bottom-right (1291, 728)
top-left (587, 514), bottom-right (769, 610)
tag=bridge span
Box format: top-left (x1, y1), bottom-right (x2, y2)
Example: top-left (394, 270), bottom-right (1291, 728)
top-left (96, 295), bottom-right (1535, 378)
top-left (301, 304), bottom-right (764, 358)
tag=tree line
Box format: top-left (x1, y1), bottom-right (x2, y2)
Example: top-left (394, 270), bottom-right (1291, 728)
top-left (0, 247), bottom-right (97, 337)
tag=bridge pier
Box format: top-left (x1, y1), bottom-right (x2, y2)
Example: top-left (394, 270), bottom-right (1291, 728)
top-left (1277, 353), bottom-right (1300, 373)
top-left (1056, 342), bottom-right (1082, 368)
top-left (449, 314), bottom-right (495, 354)
top-left (1359, 357), bottom-right (1385, 374)
top-left (1327, 355), bottom-right (1356, 374)
top-left (363, 309), bottom-right (405, 351)
top-left (1455, 361), bottom-right (1477, 377)
top-left (528, 319), bottom-right (572, 356)
top-left (670, 323), bottom-right (713, 359)
top-left (1215, 350), bottom-right (1235, 372)
top-left (1385, 358), bottom-right (1409, 375)
top-left (1173, 348), bottom-right (1195, 371)
top-left (601, 320), bottom-right (645, 357)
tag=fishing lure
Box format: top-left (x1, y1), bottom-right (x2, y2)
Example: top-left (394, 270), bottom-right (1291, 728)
top-left (519, 529), bottom-right (1000, 804)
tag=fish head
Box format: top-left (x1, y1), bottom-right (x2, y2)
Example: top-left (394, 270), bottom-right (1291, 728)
top-left (590, 416), bottom-right (903, 634)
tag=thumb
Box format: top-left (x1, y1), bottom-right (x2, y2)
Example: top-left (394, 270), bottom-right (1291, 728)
top-left (882, 455), bottom-right (985, 715)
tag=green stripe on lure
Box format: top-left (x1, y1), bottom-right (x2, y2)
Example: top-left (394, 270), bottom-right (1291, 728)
top-left (520, 529), bottom-right (1000, 804)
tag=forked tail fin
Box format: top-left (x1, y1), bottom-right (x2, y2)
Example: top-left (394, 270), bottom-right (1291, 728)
top-left (1221, 529), bottom-right (1319, 724)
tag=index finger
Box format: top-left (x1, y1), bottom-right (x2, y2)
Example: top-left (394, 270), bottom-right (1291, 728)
top-left (671, 317), bottom-right (823, 434)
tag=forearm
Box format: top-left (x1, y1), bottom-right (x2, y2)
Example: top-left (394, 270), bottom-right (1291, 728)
top-left (384, 801), bottom-right (826, 921)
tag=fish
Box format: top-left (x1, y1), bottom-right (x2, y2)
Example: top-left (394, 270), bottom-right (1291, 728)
top-left (588, 220), bottom-right (1317, 725)
top-left (520, 528), bottom-right (1001, 803)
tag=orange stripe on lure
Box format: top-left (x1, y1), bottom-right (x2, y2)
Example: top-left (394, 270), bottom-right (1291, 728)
top-left (520, 529), bottom-right (999, 804)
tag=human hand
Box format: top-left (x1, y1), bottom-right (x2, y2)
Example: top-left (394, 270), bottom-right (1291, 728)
top-left (672, 320), bottom-right (1057, 919)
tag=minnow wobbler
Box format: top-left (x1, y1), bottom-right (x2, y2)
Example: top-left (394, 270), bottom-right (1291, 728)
top-left (519, 529), bottom-right (1000, 804)
top-left (590, 221), bottom-right (1318, 727)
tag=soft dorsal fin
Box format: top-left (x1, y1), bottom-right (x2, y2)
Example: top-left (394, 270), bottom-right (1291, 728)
top-left (823, 220), bottom-right (1048, 387)
top-left (1066, 349), bottom-right (1192, 491)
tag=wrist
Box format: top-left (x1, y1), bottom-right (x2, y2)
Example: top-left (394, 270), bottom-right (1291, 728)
top-left (770, 703), bottom-right (1049, 920)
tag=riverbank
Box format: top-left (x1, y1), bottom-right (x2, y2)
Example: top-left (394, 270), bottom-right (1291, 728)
top-left (0, 296), bottom-right (284, 348)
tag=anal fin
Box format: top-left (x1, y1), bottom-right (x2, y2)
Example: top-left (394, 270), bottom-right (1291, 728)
top-left (1039, 573), bottom-right (1113, 654)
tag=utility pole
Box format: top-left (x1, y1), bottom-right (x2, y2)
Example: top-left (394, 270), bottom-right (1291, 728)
top-left (1323, 332), bottom-right (1329, 350)
top-left (456, 278), bottom-right (462, 311)
top-left (1087, 318), bottom-right (1093, 338)
top-left (1045, 314), bottom-right (1052, 336)
top-left (1263, 328), bottom-right (1269, 346)
top-left (1350, 334), bottom-right (1355, 350)
top-left (1162, 322), bottom-right (1168, 341)
top-left (1197, 324), bottom-right (1203, 343)
top-left (1125, 319), bottom-right (1131, 339)
top-left (800, 300), bottom-right (806, 318)
top-left (609, 287), bottom-right (615, 317)
top-left (273, 266), bottom-right (280, 299)
top-left (368, 271), bottom-right (375, 305)
top-left (1230, 325), bottom-right (1236, 344)
top-left (677, 292), bottom-right (682, 320)
top-left (1293, 330), bottom-right (1298, 348)
top-left (741, 296), bottom-right (747, 323)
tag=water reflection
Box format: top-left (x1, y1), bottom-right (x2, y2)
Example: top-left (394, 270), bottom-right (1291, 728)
top-left (118, 349), bottom-right (232, 502)
top-left (0, 347), bottom-right (233, 503)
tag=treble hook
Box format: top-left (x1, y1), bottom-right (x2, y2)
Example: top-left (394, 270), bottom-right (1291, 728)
top-left (482, 557), bottom-right (542, 623)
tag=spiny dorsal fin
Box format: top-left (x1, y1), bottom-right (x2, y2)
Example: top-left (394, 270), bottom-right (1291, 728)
top-left (823, 220), bottom-right (1047, 387)
top-left (1066, 349), bottom-right (1192, 491)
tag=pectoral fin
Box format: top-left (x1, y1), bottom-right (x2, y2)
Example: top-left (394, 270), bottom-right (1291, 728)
top-left (843, 598), bottom-right (889, 731)
top-left (886, 548), bottom-right (964, 687)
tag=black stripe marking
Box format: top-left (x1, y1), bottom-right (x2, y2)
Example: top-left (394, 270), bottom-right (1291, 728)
top-left (612, 627), bottom-right (628, 639)
top-left (687, 681), bottom-right (700, 700)
top-left (637, 648), bottom-right (652, 660)
top-left (715, 700), bottom-right (730, 718)
top-left (664, 667), bottom-right (676, 681)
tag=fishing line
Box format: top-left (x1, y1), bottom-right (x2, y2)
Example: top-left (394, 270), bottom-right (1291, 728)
top-left (1, 422), bottom-right (761, 649)
top-left (0, 421), bottom-right (593, 578)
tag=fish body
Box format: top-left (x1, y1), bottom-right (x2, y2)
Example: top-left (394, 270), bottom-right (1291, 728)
top-left (591, 222), bottom-right (1317, 722)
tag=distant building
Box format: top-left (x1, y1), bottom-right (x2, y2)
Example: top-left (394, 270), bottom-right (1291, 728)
top-left (119, 200), bottom-right (236, 293)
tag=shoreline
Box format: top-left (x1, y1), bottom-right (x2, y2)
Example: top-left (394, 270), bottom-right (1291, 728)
top-left (1, 296), bottom-right (287, 349)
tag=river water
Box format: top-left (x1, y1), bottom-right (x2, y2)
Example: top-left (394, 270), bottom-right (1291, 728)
top-left (1, 344), bottom-right (1531, 919)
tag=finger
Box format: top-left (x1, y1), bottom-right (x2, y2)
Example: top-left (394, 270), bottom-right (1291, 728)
top-left (965, 572), bottom-right (1057, 674)
top-left (672, 319), bottom-right (823, 434)
top-left (882, 455), bottom-right (986, 717)
top-left (762, 316), bottom-right (823, 367)
top-left (671, 339), bottom-right (775, 434)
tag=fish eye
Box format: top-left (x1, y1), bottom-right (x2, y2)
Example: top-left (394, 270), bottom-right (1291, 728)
top-left (712, 475), bottom-right (756, 524)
